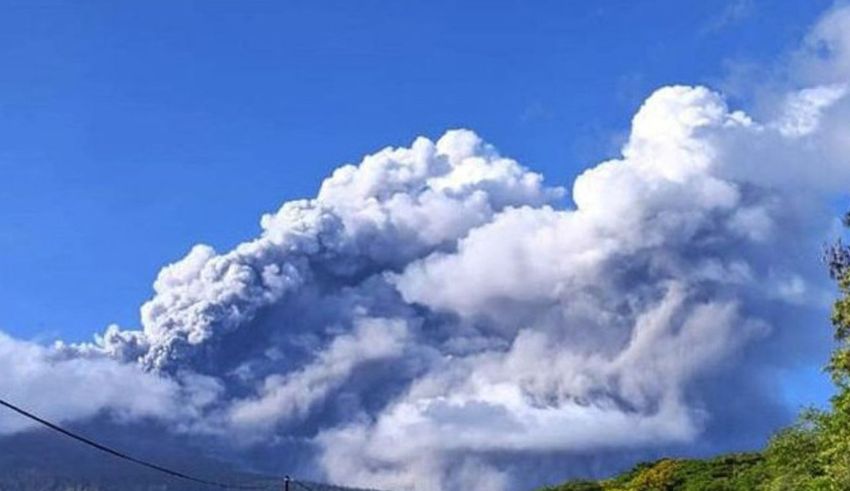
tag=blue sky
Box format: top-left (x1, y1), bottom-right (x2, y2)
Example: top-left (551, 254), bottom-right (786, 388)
top-left (0, 0), bottom-right (833, 345)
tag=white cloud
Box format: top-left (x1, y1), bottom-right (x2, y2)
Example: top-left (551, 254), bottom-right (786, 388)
top-left (0, 332), bottom-right (180, 434)
top-left (796, 3), bottom-right (850, 84)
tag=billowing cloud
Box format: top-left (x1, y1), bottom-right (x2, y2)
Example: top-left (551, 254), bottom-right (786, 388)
top-left (4, 5), bottom-right (850, 491)
top-left (0, 331), bottom-right (191, 434)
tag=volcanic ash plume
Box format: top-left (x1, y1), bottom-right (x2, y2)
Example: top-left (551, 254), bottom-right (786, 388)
top-left (7, 6), bottom-right (850, 490)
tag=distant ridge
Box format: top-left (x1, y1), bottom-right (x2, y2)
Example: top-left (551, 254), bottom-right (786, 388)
top-left (0, 429), bottom-right (381, 491)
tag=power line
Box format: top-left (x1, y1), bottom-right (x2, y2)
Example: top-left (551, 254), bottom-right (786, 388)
top-left (0, 397), bottom-right (270, 490)
top-left (293, 479), bottom-right (319, 491)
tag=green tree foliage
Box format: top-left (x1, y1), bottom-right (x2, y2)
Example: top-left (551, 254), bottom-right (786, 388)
top-left (540, 211), bottom-right (850, 491)
top-left (795, 212), bottom-right (850, 489)
top-left (541, 454), bottom-right (768, 491)
top-left (761, 414), bottom-right (829, 490)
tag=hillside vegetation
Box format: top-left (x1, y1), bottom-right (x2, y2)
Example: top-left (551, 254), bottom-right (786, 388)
top-left (541, 453), bottom-right (767, 491)
top-left (541, 213), bottom-right (850, 491)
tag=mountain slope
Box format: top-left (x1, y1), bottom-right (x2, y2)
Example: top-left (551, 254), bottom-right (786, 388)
top-left (0, 428), bottom-right (373, 491)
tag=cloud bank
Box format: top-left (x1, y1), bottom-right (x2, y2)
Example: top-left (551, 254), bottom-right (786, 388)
top-left (5, 5), bottom-right (850, 491)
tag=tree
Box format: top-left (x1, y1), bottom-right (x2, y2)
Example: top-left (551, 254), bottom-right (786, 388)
top-left (793, 210), bottom-right (850, 489)
top-left (762, 415), bottom-right (829, 490)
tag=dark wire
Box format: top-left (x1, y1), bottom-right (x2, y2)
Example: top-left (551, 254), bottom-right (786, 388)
top-left (294, 480), bottom-right (318, 491)
top-left (0, 397), bottom-right (270, 490)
